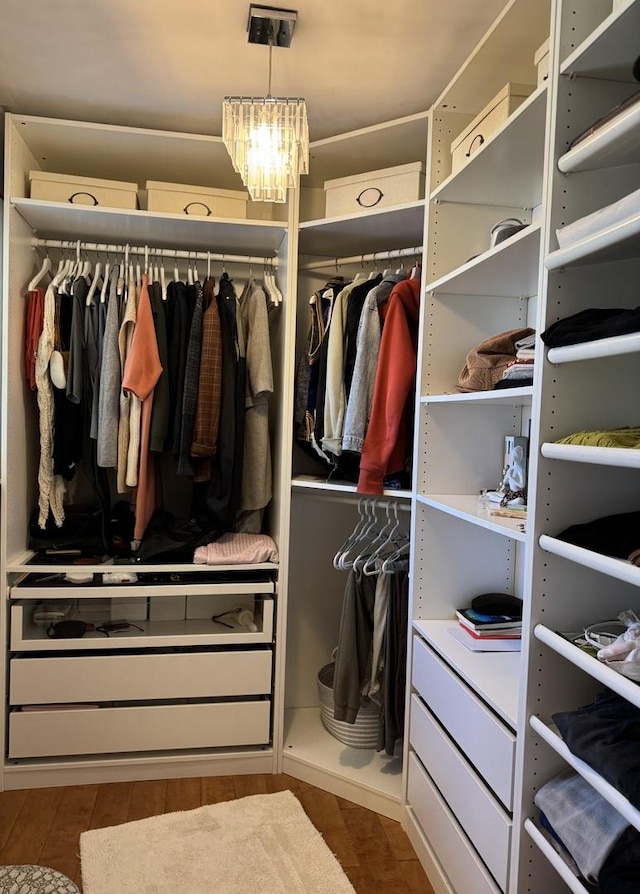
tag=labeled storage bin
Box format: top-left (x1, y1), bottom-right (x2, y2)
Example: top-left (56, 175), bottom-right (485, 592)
top-left (144, 180), bottom-right (249, 218)
top-left (29, 171), bottom-right (138, 209)
top-left (450, 83), bottom-right (536, 173)
top-left (324, 162), bottom-right (425, 217)
top-left (317, 660), bottom-right (379, 748)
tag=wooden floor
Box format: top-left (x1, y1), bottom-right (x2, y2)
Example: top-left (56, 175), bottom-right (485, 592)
top-left (0, 773), bottom-right (435, 893)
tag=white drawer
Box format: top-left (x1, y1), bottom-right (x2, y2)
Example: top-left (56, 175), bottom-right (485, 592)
top-left (408, 752), bottom-right (501, 894)
top-left (412, 635), bottom-right (515, 808)
top-left (410, 695), bottom-right (511, 891)
top-left (9, 700), bottom-right (271, 758)
top-left (10, 649), bottom-right (272, 704)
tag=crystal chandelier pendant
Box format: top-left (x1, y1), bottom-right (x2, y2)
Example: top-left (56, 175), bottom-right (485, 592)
top-left (222, 5), bottom-right (309, 203)
top-left (223, 96), bottom-right (309, 203)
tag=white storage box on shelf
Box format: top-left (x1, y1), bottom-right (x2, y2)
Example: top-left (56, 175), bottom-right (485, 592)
top-left (144, 180), bottom-right (249, 218)
top-left (555, 185), bottom-right (640, 248)
top-left (323, 162), bottom-right (425, 217)
top-left (534, 38), bottom-right (550, 87)
top-left (450, 83), bottom-right (536, 174)
top-left (29, 171), bottom-right (138, 209)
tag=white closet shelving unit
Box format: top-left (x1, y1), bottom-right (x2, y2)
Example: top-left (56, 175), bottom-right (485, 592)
top-left (518, 0), bottom-right (640, 891)
top-left (403, 0), bottom-right (553, 892)
top-left (282, 113), bottom-right (428, 820)
top-left (0, 114), bottom-right (297, 789)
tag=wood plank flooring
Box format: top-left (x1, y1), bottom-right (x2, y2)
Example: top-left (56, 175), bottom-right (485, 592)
top-left (0, 773), bottom-right (436, 893)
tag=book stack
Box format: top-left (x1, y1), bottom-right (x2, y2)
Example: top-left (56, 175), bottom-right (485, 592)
top-left (450, 607), bottom-right (522, 652)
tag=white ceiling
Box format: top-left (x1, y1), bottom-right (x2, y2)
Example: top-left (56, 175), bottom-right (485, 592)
top-left (0, 0), bottom-right (509, 142)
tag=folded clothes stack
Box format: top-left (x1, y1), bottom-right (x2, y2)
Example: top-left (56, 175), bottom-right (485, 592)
top-left (494, 331), bottom-right (536, 389)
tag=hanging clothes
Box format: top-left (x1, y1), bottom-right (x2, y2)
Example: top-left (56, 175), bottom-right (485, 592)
top-left (190, 276), bottom-right (222, 483)
top-left (97, 265), bottom-right (121, 468)
top-left (357, 277), bottom-right (421, 494)
top-left (35, 282), bottom-right (65, 527)
top-left (148, 280), bottom-right (170, 453)
top-left (25, 286), bottom-right (45, 391)
top-left (116, 268), bottom-right (138, 493)
top-left (167, 279), bottom-right (190, 456)
top-left (177, 280), bottom-right (204, 477)
top-left (121, 273), bottom-right (162, 541)
top-left (342, 272), bottom-right (407, 454)
top-left (236, 278), bottom-right (274, 532)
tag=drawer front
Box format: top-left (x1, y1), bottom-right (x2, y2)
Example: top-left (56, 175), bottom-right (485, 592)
top-left (408, 752), bottom-right (501, 894)
top-left (412, 635), bottom-right (515, 808)
top-left (410, 695), bottom-right (511, 890)
top-left (9, 700), bottom-right (271, 758)
top-left (10, 650), bottom-right (272, 704)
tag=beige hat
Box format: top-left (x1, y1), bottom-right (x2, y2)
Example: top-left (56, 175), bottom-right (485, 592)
top-left (456, 327), bottom-right (535, 392)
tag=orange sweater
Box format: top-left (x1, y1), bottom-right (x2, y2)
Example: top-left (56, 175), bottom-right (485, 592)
top-left (357, 278), bottom-right (420, 494)
top-left (122, 275), bottom-right (163, 539)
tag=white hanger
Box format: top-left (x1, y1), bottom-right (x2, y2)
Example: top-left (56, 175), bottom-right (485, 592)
top-left (52, 244), bottom-right (72, 288)
top-left (144, 245), bottom-right (150, 279)
top-left (100, 248), bottom-right (112, 303)
top-left (153, 251), bottom-right (160, 284)
top-left (362, 503), bottom-right (409, 575)
top-left (160, 253), bottom-right (167, 300)
top-left (410, 255), bottom-right (422, 280)
top-left (265, 262), bottom-right (282, 306)
top-left (193, 252), bottom-right (199, 283)
top-left (368, 253), bottom-right (379, 280)
top-left (187, 251), bottom-right (194, 286)
top-left (333, 500), bottom-right (368, 570)
top-left (173, 250), bottom-right (180, 284)
top-left (207, 251), bottom-right (212, 281)
top-left (340, 501), bottom-right (383, 571)
top-left (28, 251), bottom-right (52, 291)
top-left (86, 257), bottom-right (103, 306)
top-left (381, 540), bottom-right (411, 574)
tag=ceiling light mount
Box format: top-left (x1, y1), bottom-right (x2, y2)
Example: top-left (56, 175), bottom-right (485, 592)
top-left (247, 5), bottom-right (298, 48)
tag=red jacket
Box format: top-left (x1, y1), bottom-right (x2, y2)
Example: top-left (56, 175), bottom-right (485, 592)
top-left (357, 278), bottom-right (420, 494)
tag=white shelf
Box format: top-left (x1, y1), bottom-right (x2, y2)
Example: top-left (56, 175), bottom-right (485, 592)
top-left (541, 442), bottom-right (640, 468)
top-left (560, 1), bottom-right (640, 81)
top-left (539, 534), bottom-right (640, 588)
top-left (534, 625), bottom-right (640, 713)
top-left (10, 577), bottom-right (275, 601)
top-left (524, 819), bottom-right (591, 894)
top-left (416, 494), bottom-right (527, 542)
top-left (10, 599), bottom-right (274, 651)
top-left (291, 475), bottom-right (411, 500)
top-left (546, 208), bottom-right (640, 270)
top-left (298, 201), bottom-right (425, 258)
top-left (432, 87), bottom-right (547, 207)
top-left (426, 224), bottom-right (541, 297)
top-left (7, 554), bottom-right (278, 575)
top-left (305, 112), bottom-right (429, 189)
top-left (421, 387), bottom-right (533, 407)
top-left (11, 198), bottom-right (287, 255)
top-left (530, 715), bottom-right (640, 834)
top-left (282, 707), bottom-right (403, 820)
top-left (558, 97), bottom-right (640, 174)
top-left (412, 620), bottom-right (520, 728)
top-left (546, 331), bottom-right (640, 365)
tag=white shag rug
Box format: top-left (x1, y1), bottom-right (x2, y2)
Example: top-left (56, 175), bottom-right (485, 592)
top-left (80, 790), bottom-right (356, 894)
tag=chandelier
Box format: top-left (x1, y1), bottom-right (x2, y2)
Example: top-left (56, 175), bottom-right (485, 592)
top-left (223, 5), bottom-right (309, 203)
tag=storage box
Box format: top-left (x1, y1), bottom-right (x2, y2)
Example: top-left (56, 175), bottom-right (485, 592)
top-left (29, 171), bottom-right (138, 209)
top-left (534, 38), bottom-right (550, 87)
top-left (145, 180), bottom-right (249, 218)
top-left (323, 162), bottom-right (425, 217)
top-left (450, 83), bottom-right (536, 174)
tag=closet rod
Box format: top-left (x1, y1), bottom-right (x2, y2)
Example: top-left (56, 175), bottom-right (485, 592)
top-left (298, 245), bottom-right (423, 272)
top-left (31, 238), bottom-right (278, 268)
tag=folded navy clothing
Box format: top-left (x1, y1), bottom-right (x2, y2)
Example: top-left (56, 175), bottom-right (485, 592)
top-left (556, 510), bottom-right (640, 565)
top-left (541, 306), bottom-right (640, 348)
top-left (599, 824), bottom-right (640, 894)
top-left (552, 690), bottom-right (640, 811)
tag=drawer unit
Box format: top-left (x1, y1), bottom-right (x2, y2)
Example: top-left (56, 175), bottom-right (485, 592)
top-left (408, 752), bottom-right (501, 894)
top-left (410, 695), bottom-right (511, 890)
top-left (10, 649), bottom-right (273, 704)
top-left (9, 700), bottom-right (271, 758)
top-left (412, 634), bottom-right (515, 808)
